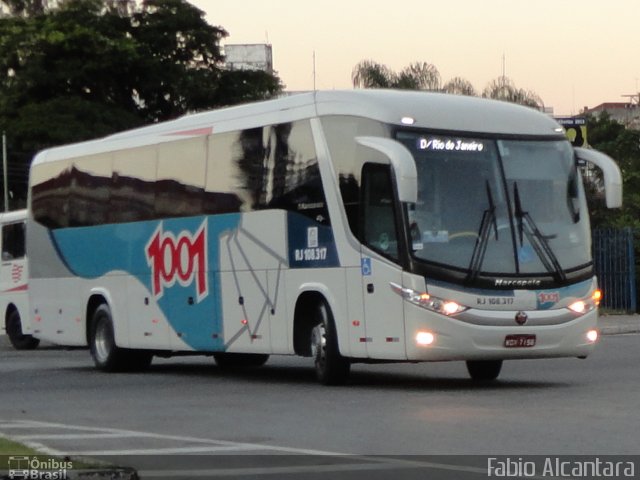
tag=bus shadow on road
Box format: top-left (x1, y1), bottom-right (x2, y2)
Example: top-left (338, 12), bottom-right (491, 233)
top-left (136, 360), bottom-right (570, 392)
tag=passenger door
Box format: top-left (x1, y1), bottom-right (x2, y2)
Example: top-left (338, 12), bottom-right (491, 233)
top-left (359, 164), bottom-right (406, 360)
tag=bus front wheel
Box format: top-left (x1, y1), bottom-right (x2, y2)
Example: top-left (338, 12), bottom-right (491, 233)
top-left (310, 302), bottom-right (350, 385)
top-left (6, 309), bottom-right (40, 350)
top-left (466, 360), bottom-right (503, 381)
top-left (89, 304), bottom-right (152, 372)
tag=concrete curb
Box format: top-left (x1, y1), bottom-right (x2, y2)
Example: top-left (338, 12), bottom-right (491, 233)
top-left (599, 314), bottom-right (640, 336)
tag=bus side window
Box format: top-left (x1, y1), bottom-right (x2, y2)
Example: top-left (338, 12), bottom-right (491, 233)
top-left (360, 163), bottom-right (399, 261)
top-left (2, 222), bottom-right (25, 260)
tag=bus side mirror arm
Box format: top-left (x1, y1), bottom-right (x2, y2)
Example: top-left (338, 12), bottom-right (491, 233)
top-left (355, 137), bottom-right (418, 203)
top-left (574, 147), bottom-right (623, 209)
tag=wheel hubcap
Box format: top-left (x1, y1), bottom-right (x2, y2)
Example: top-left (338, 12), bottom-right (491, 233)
top-left (94, 319), bottom-right (111, 363)
top-left (311, 324), bottom-right (326, 365)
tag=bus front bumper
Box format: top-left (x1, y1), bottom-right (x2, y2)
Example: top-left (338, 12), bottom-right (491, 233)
top-left (404, 305), bottom-right (599, 362)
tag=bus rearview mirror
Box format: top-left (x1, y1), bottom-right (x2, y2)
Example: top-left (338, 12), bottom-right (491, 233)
top-left (574, 147), bottom-right (623, 209)
top-left (355, 136), bottom-right (418, 204)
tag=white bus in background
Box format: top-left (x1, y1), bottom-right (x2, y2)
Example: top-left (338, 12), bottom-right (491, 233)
top-left (26, 90), bottom-right (622, 384)
top-left (0, 209), bottom-right (39, 350)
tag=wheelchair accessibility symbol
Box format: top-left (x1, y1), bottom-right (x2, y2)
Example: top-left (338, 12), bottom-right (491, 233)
top-left (361, 258), bottom-right (372, 276)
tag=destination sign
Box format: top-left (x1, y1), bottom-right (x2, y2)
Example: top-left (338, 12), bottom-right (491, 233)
top-left (418, 137), bottom-right (485, 153)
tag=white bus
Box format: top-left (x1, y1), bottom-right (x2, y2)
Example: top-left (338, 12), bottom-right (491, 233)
top-left (0, 209), bottom-right (39, 349)
top-left (27, 90), bottom-right (622, 383)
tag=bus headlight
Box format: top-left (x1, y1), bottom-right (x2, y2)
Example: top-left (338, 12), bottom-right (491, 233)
top-left (567, 289), bottom-right (602, 315)
top-left (390, 283), bottom-right (467, 316)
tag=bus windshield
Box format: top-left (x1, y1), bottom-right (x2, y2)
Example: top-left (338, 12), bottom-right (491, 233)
top-left (396, 131), bottom-right (591, 284)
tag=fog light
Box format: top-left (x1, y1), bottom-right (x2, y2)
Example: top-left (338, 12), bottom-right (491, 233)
top-left (416, 331), bottom-right (435, 346)
top-left (586, 329), bottom-right (599, 343)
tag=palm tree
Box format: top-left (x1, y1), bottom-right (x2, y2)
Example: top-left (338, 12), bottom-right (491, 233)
top-left (351, 60), bottom-right (441, 91)
top-left (396, 62), bottom-right (441, 90)
top-left (442, 77), bottom-right (477, 96)
top-left (351, 60), bottom-right (397, 89)
top-left (482, 76), bottom-right (543, 109)
top-left (351, 59), bottom-right (545, 109)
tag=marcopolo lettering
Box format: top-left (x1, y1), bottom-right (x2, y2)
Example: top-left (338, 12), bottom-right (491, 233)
top-left (494, 278), bottom-right (542, 287)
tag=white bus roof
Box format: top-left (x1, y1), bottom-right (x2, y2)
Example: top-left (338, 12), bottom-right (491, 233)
top-left (32, 90), bottom-right (565, 166)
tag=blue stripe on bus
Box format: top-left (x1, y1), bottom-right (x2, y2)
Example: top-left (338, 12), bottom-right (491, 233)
top-left (50, 214), bottom-right (241, 351)
top-left (49, 212), bottom-right (339, 351)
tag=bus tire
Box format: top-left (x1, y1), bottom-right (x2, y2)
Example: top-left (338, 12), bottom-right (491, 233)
top-left (213, 352), bottom-right (269, 368)
top-left (310, 301), bottom-right (350, 385)
top-left (466, 360), bottom-right (502, 381)
top-left (6, 309), bottom-right (40, 350)
top-left (89, 304), bottom-right (152, 372)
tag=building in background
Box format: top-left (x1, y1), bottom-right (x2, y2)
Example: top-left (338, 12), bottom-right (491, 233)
top-left (582, 94), bottom-right (640, 129)
top-left (224, 44), bottom-right (273, 74)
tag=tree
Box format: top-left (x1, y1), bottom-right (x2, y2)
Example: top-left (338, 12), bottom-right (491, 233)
top-left (214, 69), bottom-right (282, 106)
top-left (442, 76), bottom-right (477, 96)
top-left (482, 76), bottom-right (543, 109)
top-left (584, 112), bottom-right (640, 229)
top-left (351, 60), bottom-right (396, 89)
top-left (0, 0), bottom-right (50, 16)
top-left (0, 0), bottom-right (283, 207)
top-left (130, 0), bottom-right (228, 120)
top-left (351, 59), bottom-right (543, 109)
top-left (352, 60), bottom-right (441, 91)
top-left (395, 62), bottom-right (440, 90)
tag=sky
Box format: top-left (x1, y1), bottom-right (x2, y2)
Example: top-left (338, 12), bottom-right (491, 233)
top-left (190, 0), bottom-right (639, 116)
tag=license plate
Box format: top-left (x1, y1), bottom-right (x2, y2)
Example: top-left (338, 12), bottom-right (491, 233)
top-left (504, 334), bottom-right (536, 348)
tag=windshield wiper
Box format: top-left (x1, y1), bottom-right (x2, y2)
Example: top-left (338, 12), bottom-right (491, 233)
top-left (512, 182), bottom-right (566, 282)
top-left (466, 181), bottom-right (499, 283)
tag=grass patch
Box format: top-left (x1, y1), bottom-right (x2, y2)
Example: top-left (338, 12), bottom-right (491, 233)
top-left (0, 436), bottom-right (126, 471)
top-left (0, 436), bottom-right (42, 455)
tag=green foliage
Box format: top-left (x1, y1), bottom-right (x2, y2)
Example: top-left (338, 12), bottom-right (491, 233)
top-left (214, 69), bottom-right (283, 106)
top-left (0, 0), bottom-right (50, 17)
top-left (585, 112), bottom-right (640, 229)
top-left (0, 0), bottom-right (283, 207)
top-left (131, 0), bottom-right (228, 119)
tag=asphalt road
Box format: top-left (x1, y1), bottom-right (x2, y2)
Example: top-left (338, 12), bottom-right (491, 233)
top-left (1, 333), bottom-right (639, 478)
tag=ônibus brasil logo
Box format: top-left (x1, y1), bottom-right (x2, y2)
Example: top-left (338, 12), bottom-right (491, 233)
top-left (146, 220), bottom-right (208, 302)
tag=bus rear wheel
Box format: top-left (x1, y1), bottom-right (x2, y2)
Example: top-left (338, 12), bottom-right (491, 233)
top-left (89, 304), bottom-right (152, 372)
top-left (466, 360), bottom-right (503, 381)
top-left (6, 309), bottom-right (40, 350)
top-left (310, 301), bottom-right (350, 385)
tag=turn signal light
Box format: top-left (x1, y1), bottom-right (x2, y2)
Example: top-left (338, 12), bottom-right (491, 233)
top-left (592, 289), bottom-right (602, 306)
